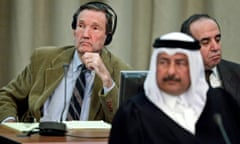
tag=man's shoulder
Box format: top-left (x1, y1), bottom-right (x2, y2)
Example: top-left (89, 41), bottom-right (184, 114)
top-left (101, 48), bottom-right (133, 70)
top-left (219, 59), bottom-right (240, 69)
top-left (127, 92), bottom-right (149, 107)
top-left (217, 59), bottom-right (240, 78)
top-left (31, 45), bottom-right (75, 60)
top-left (119, 92), bottom-right (148, 111)
top-left (30, 45), bottom-right (75, 65)
top-left (34, 45), bottom-right (74, 54)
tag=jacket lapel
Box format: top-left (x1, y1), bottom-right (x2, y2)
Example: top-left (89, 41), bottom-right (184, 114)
top-left (41, 48), bottom-right (75, 105)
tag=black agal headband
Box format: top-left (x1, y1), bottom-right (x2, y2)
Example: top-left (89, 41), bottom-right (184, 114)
top-left (153, 39), bottom-right (200, 50)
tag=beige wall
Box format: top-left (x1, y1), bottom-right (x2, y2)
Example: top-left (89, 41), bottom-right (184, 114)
top-left (208, 0), bottom-right (240, 63)
top-left (1, 0), bottom-right (240, 87)
top-left (0, 0), bottom-right (11, 86)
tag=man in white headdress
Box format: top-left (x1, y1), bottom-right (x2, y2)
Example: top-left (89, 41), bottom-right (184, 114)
top-left (109, 32), bottom-right (240, 144)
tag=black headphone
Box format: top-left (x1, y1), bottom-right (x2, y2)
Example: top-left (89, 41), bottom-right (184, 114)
top-left (71, 1), bottom-right (117, 45)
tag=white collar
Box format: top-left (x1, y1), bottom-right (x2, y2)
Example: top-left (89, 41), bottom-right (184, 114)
top-left (161, 92), bottom-right (188, 110)
top-left (72, 50), bottom-right (83, 72)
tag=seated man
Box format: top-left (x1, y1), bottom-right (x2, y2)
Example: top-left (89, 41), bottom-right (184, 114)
top-left (0, 1), bottom-right (132, 123)
top-left (180, 14), bottom-right (240, 105)
top-left (109, 32), bottom-right (240, 144)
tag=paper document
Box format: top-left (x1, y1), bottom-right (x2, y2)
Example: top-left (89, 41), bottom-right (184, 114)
top-left (64, 120), bottom-right (111, 129)
top-left (2, 122), bottom-right (39, 132)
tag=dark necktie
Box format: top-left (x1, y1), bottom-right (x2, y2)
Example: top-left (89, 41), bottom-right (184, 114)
top-left (205, 70), bottom-right (213, 87)
top-left (67, 65), bottom-right (87, 120)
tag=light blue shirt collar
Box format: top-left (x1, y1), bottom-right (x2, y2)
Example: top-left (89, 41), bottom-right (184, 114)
top-left (73, 50), bottom-right (83, 72)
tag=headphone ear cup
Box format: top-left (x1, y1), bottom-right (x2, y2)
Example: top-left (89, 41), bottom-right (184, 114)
top-left (105, 33), bottom-right (112, 45)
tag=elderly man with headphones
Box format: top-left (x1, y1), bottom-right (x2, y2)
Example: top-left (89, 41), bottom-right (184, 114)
top-left (0, 1), bottom-right (132, 123)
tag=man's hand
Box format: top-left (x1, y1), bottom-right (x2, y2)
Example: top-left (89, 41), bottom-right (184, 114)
top-left (81, 52), bottom-right (113, 88)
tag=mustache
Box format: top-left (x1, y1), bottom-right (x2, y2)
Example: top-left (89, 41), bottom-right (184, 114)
top-left (207, 50), bottom-right (221, 57)
top-left (163, 75), bottom-right (181, 82)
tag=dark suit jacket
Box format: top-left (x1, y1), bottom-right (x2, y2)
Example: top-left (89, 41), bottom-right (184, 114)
top-left (0, 46), bottom-right (132, 123)
top-left (217, 59), bottom-right (240, 106)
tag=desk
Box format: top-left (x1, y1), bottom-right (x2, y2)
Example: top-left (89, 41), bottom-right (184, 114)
top-left (0, 125), bottom-right (109, 144)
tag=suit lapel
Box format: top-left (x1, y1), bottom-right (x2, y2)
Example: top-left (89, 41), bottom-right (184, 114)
top-left (41, 48), bottom-right (75, 103)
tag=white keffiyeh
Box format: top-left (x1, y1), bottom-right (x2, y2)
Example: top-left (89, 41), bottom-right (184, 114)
top-left (144, 32), bottom-right (209, 134)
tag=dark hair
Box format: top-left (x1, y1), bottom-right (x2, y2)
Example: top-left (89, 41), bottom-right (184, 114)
top-left (180, 14), bottom-right (221, 37)
top-left (71, 1), bottom-right (117, 45)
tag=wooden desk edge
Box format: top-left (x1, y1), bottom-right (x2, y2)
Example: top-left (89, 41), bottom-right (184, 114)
top-left (0, 125), bottom-right (109, 143)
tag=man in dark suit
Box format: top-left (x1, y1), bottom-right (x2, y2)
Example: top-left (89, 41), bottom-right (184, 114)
top-left (0, 2), bottom-right (132, 123)
top-left (109, 32), bottom-right (240, 144)
top-left (181, 14), bottom-right (240, 105)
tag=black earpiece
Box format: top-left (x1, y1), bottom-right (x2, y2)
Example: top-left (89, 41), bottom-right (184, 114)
top-left (105, 33), bottom-right (113, 45)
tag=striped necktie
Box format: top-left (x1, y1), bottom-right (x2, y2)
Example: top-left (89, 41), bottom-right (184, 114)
top-left (67, 65), bottom-right (87, 120)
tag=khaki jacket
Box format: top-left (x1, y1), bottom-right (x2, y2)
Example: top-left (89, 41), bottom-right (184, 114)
top-left (0, 46), bottom-right (132, 123)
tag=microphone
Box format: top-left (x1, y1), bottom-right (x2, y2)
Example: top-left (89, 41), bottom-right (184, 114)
top-left (60, 64), bottom-right (69, 122)
top-left (213, 113), bottom-right (232, 144)
top-left (38, 64), bottom-right (69, 136)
